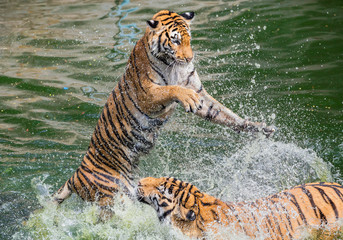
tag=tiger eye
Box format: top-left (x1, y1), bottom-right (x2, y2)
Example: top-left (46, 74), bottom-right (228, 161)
top-left (186, 210), bottom-right (196, 221)
top-left (180, 12), bottom-right (195, 20)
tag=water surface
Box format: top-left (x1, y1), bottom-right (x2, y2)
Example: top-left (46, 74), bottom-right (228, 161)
top-left (0, 0), bottom-right (342, 239)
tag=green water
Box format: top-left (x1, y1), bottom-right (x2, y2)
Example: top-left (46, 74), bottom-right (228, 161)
top-left (0, 0), bottom-right (342, 239)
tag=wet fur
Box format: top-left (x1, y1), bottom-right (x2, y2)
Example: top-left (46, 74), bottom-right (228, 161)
top-left (137, 177), bottom-right (343, 239)
top-left (53, 10), bottom-right (274, 207)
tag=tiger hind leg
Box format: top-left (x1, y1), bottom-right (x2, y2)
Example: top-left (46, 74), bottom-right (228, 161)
top-left (52, 180), bottom-right (72, 204)
top-left (98, 196), bottom-right (115, 222)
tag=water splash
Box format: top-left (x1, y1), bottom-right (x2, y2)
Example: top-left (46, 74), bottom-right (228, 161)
top-left (208, 136), bottom-right (333, 202)
top-left (3, 0), bottom-right (342, 238)
top-left (14, 136), bottom-right (336, 239)
top-left (14, 178), bottom-right (188, 240)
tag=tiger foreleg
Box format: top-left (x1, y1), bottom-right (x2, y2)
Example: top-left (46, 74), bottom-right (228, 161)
top-left (196, 87), bottom-right (275, 136)
top-left (183, 69), bottom-right (275, 136)
top-left (52, 180), bottom-right (72, 205)
top-left (142, 84), bottom-right (202, 114)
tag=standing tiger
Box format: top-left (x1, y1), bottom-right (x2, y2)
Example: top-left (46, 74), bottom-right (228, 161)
top-left (53, 10), bottom-right (274, 207)
top-left (137, 177), bottom-right (343, 239)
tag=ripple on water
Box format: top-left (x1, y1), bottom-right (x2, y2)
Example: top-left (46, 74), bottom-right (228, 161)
top-left (0, 0), bottom-right (342, 239)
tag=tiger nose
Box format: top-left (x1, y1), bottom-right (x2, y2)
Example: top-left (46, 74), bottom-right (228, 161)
top-left (183, 47), bottom-right (193, 62)
top-left (184, 52), bottom-right (193, 62)
top-left (185, 56), bottom-right (193, 63)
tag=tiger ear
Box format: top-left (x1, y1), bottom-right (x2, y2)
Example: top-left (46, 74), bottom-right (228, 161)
top-left (194, 190), bottom-right (204, 198)
top-left (147, 20), bottom-right (159, 29)
top-left (180, 11), bottom-right (195, 21)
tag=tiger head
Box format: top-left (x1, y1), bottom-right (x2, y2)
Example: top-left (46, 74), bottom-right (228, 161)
top-left (137, 177), bottom-right (221, 238)
top-left (146, 10), bottom-right (195, 65)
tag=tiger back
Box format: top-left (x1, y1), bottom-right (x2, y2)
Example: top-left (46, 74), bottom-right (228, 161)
top-left (53, 10), bottom-right (275, 207)
top-left (137, 177), bottom-right (343, 239)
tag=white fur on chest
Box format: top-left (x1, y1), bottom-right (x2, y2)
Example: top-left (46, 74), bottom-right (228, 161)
top-left (167, 63), bottom-right (194, 86)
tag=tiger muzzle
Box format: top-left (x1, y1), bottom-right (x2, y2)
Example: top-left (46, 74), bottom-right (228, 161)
top-left (185, 56), bottom-right (193, 63)
top-left (135, 183), bottom-right (150, 204)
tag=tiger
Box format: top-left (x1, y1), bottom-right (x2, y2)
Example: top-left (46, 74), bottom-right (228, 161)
top-left (53, 10), bottom-right (275, 208)
top-left (137, 177), bottom-right (343, 239)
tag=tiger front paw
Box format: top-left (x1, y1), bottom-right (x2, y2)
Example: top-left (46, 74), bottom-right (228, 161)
top-left (262, 125), bottom-right (276, 138)
top-left (244, 121), bottom-right (276, 137)
top-left (173, 87), bottom-right (202, 113)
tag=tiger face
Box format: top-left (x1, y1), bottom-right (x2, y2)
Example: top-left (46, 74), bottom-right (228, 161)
top-left (137, 177), bottom-right (211, 238)
top-left (146, 10), bottom-right (195, 65)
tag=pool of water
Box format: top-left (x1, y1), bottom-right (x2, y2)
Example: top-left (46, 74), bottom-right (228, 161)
top-left (1, 0), bottom-right (342, 239)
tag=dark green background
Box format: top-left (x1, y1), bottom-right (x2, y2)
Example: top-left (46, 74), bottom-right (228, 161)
top-left (0, 0), bottom-right (342, 239)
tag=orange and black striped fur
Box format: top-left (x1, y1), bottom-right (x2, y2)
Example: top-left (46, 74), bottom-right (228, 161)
top-left (137, 177), bottom-right (343, 239)
top-left (53, 10), bottom-right (274, 207)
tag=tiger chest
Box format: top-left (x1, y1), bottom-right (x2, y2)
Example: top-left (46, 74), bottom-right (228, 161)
top-left (167, 63), bottom-right (196, 86)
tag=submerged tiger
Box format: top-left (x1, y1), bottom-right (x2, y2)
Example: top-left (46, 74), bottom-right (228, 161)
top-left (53, 10), bottom-right (274, 207)
top-left (137, 177), bottom-right (343, 239)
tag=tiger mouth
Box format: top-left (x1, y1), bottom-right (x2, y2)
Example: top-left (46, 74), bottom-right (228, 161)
top-left (137, 196), bottom-right (150, 205)
top-left (175, 59), bottom-right (189, 65)
top-left (155, 52), bottom-right (174, 63)
top-left (156, 52), bottom-right (191, 65)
